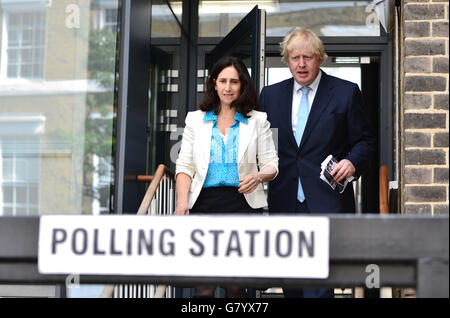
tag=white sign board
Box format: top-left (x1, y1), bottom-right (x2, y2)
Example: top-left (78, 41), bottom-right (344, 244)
top-left (38, 215), bottom-right (329, 278)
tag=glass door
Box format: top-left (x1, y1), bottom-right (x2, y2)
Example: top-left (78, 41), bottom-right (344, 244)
top-left (206, 5), bottom-right (266, 93)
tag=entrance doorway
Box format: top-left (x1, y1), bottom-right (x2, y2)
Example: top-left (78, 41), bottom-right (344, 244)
top-left (264, 54), bottom-right (381, 213)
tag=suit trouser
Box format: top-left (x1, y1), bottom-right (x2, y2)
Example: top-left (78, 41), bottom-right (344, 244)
top-left (282, 200), bottom-right (334, 298)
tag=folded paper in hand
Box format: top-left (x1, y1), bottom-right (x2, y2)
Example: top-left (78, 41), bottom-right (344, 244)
top-left (320, 155), bottom-right (354, 194)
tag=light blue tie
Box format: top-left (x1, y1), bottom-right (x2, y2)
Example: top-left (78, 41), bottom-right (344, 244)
top-left (295, 86), bottom-right (311, 202)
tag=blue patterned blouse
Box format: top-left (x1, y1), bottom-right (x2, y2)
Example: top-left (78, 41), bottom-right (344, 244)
top-left (202, 110), bottom-right (248, 188)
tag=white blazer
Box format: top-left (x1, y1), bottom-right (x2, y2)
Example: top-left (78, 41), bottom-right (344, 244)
top-left (176, 110), bottom-right (278, 210)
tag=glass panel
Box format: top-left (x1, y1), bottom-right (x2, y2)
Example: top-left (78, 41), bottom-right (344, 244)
top-left (16, 186), bottom-right (27, 204)
top-left (5, 11), bottom-right (46, 79)
top-left (7, 49), bottom-right (18, 63)
top-left (29, 185), bottom-right (39, 204)
top-left (212, 31), bottom-right (253, 72)
top-left (265, 56), bottom-right (362, 88)
top-left (2, 158), bottom-right (13, 181)
top-left (21, 49), bottom-right (33, 63)
top-left (15, 207), bottom-right (27, 216)
top-left (8, 64), bottom-right (18, 77)
top-left (322, 66), bottom-right (361, 89)
top-left (2, 208), bottom-right (14, 216)
top-left (15, 159), bottom-right (27, 181)
top-left (199, 0), bottom-right (380, 37)
top-left (23, 12), bottom-right (34, 28)
top-left (7, 30), bottom-right (18, 45)
top-left (0, 2), bottom-right (119, 215)
top-left (151, 0), bottom-right (182, 38)
top-left (34, 28), bottom-right (44, 45)
top-left (3, 186), bottom-right (14, 203)
top-left (20, 64), bottom-right (32, 78)
top-left (8, 13), bottom-right (20, 26)
top-left (7, 65), bottom-right (18, 78)
top-left (147, 1), bottom-right (182, 173)
top-left (22, 30), bottom-right (33, 45)
top-left (105, 9), bottom-right (117, 23)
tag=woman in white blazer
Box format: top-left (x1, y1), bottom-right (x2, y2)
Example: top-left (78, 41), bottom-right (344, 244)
top-left (175, 56), bottom-right (278, 297)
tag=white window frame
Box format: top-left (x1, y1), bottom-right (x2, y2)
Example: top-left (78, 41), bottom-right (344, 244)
top-left (93, 0), bottom-right (119, 31)
top-left (0, 0), bottom-right (48, 81)
top-left (0, 113), bottom-right (45, 216)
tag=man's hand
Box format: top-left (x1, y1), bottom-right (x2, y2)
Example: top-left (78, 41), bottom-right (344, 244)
top-left (330, 159), bottom-right (355, 182)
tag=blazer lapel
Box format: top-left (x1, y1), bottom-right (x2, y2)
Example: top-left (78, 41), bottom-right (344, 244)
top-left (238, 115), bottom-right (254, 164)
top-left (299, 71), bottom-right (333, 149)
top-left (199, 118), bottom-right (213, 167)
top-left (281, 78), bottom-right (298, 149)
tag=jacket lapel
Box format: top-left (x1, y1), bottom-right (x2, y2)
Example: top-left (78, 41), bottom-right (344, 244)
top-left (299, 71), bottom-right (333, 150)
top-left (238, 114), bottom-right (254, 164)
top-left (281, 78), bottom-right (298, 149)
top-left (199, 118), bottom-right (213, 167)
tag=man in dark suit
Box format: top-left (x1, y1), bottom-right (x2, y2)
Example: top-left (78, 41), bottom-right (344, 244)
top-left (260, 27), bottom-right (375, 298)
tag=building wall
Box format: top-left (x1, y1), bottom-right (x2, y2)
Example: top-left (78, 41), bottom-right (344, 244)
top-left (402, 0), bottom-right (449, 214)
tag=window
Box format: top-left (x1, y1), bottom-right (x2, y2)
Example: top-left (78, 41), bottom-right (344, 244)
top-left (0, 1), bottom-right (119, 216)
top-left (199, 0), bottom-right (380, 37)
top-left (4, 11), bottom-right (46, 79)
top-left (102, 8), bottom-right (118, 33)
top-left (0, 136), bottom-right (40, 216)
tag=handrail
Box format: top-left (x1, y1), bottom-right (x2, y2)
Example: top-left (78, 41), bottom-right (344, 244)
top-left (136, 175), bottom-right (154, 182)
top-left (101, 164), bottom-right (175, 298)
top-left (380, 165), bottom-right (389, 214)
top-left (136, 164), bottom-right (167, 215)
top-left (379, 165), bottom-right (391, 297)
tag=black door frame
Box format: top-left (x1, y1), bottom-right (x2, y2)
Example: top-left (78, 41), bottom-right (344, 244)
top-left (114, 0), bottom-right (152, 214)
top-left (207, 6), bottom-right (265, 93)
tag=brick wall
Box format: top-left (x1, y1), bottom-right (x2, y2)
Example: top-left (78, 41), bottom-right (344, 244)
top-left (403, 0), bottom-right (449, 215)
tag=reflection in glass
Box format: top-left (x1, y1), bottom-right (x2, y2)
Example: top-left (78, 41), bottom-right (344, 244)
top-left (265, 56), bottom-right (362, 88)
top-left (5, 11), bottom-right (46, 79)
top-left (147, 1), bottom-right (182, 173)
top-left (199, 1), bottom-right (379, 37)
top-left (151, 0), bottom-right (182, 38)
top-left (0, 1), bottom-right (120, 216)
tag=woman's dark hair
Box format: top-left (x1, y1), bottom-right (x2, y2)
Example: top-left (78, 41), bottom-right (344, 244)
top-left (199, 56), bottom-right (260, 117)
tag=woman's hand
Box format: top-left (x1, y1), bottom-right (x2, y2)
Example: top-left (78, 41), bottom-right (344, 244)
top-left (174, 202), bottom-right (189, 215)
top-left (238, 173), bottom-right (262, 194)
top-left (174, 172), bottom-right (192, 215)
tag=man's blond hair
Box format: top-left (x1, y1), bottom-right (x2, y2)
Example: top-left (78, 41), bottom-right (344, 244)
top-left (280, 27), bottom-right (327, 64)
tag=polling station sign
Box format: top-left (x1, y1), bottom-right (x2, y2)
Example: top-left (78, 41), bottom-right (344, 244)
top-left (38, 215), bottom-right (329, 278)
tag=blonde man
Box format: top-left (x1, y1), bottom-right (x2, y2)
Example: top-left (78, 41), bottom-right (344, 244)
top-left (260, 27), bottom-right (375, 298)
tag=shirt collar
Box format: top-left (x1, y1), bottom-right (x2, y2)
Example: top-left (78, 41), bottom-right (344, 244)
top-left (294, 69), bottom-right (322, 94)
top-left (234, 111), bottom-right (248, 124)
top-left (203, 110), bottom-right (217, 122)
top-left (203, 110), bottom-right (248, 124)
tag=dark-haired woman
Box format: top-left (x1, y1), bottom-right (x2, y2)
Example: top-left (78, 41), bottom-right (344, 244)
top-left (175, 56), bottom-right (278, 298)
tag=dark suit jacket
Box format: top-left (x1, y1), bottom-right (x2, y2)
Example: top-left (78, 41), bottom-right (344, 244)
top-left (260, 71), bottom-right (375, 214)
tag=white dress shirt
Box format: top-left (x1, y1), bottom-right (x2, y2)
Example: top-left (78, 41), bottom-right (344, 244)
top-left (291, 70), bottom-right (322, 134)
